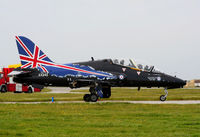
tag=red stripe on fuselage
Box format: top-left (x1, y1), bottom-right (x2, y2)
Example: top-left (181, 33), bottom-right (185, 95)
top-left (20, 56), bottom-right (109, 77)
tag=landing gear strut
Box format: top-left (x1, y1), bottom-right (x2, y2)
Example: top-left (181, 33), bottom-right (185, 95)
top-left (160, 88), bottom-right (168, 101)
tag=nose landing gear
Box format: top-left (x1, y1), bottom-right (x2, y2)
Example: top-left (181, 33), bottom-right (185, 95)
top-left (160, 88), bottom-right (168, 101)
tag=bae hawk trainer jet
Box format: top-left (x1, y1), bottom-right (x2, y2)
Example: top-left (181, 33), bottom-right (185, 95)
top-left (12, 36), bottom-right (186, 102)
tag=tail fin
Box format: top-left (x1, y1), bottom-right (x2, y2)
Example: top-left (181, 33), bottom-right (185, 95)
top-left (15, 36), bottom-right (53, 72)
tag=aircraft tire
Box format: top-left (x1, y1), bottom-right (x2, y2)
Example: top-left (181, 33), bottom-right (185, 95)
top-left (90, 94), bottom-right (98, 102)
top-left (160, 95), bottom-right (166, 101)
top-left (1, 85), bottom-right (7, 93)
top-left (83, 94), bottom-right (91, 102)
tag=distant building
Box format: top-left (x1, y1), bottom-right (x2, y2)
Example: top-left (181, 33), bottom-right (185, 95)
top-left (194, 80), bottom-right (200, 87)
top-left (186, 79), bottom-right (200, 87)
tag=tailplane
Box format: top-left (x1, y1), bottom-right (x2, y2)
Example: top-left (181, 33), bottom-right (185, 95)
top-left (15, 36), bottom-right (53, 72)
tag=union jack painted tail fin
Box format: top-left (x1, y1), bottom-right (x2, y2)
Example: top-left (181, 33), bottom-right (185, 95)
top-left (15, 36), bottom-right (53, 72)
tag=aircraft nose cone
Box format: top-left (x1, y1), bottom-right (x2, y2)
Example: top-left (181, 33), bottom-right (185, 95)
top-left (180, 79), bottom-right (187, 87)
top-left (164, 74), bottom-right (186, 89)
top-left (174, 77), bottom-right (186, 88)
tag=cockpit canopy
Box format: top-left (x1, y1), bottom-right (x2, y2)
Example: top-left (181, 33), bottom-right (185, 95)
top-left (111, 58), bottom-right (160, 72)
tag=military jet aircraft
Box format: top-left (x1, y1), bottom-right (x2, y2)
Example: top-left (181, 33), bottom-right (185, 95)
top-left (12, 36), bottom-right (186, 102)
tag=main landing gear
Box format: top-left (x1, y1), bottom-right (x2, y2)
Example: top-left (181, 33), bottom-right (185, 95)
top-left (83, 94), bottom-right (98, 102)
top-left (160, 88), bottom-right (168, 101)
top-left (83, 85), bottom-right (105, 102)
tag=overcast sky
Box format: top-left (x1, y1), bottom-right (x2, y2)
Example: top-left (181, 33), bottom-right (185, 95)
top-left (0, 0), bottom-right (199, 80)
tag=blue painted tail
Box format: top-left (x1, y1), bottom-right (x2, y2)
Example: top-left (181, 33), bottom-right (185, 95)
top-left (15, 36), bottom-right (53, 72)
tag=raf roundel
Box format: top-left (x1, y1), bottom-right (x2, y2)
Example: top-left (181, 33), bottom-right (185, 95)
top-left (157, 77), bottom-right (161, 81)
top-left (119, 75), bottom-right (124, 80)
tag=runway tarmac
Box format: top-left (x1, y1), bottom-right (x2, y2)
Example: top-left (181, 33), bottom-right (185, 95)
top-left (1, 100), bottom-right (200, 104)
top-left (1, 87), bottom-right (200, 104)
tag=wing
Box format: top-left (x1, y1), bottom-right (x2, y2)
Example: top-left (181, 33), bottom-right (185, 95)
top-left (66, 72), bottom-right (126, 88)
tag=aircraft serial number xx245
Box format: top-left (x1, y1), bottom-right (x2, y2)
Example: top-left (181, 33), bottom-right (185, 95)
top-left (12, 36), bottom-right (186, 102)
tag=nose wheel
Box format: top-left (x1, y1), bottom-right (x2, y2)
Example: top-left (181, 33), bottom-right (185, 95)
top-left (160, 88), bottom-right (168, 101)
top-left (160, 95), bottom-right (166, 101)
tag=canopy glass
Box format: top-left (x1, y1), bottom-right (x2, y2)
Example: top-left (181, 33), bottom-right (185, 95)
top-left (111, 58), bottom-right (160, 72)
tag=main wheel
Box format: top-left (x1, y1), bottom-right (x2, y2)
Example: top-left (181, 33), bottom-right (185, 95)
top-left (83, 94), bottom-right (91, 102)
top-left (160, 95), bottom-right (166, 101)
top-left (1, 86), bottom-right (7, 93)
top-left (90, 94), bottom-right (98, 102)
